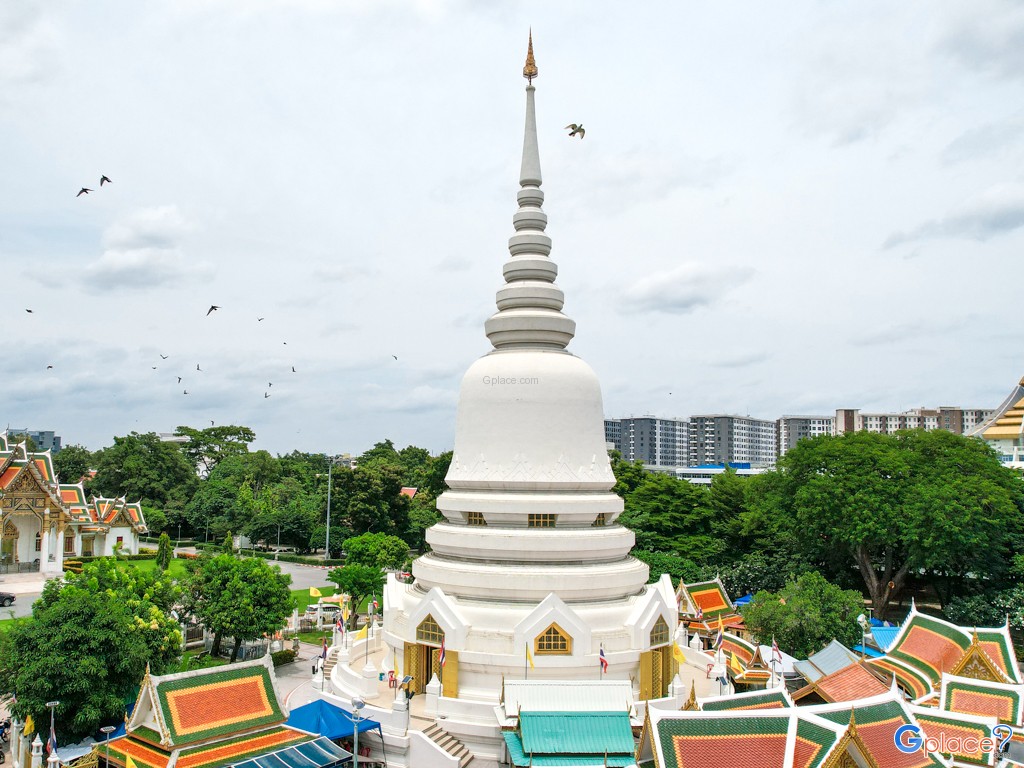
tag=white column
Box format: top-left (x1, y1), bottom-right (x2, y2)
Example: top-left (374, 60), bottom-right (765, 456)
top-left (39, 515), bottom-right (50, 571)
top-left (424, 674), bottom-right (441, 717)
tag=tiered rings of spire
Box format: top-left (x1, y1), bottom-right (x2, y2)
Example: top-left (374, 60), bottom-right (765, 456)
top-left (484, 36), bottom-right (576, 351)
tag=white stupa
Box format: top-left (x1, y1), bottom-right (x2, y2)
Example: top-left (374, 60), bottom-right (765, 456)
top-left (382, 36), bottom-right (678, 760)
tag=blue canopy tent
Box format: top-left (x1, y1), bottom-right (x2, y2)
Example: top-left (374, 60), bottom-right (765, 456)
top-left (286, 700), bottom-right (381, 742)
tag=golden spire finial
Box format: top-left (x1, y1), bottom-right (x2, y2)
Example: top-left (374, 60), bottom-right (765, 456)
top-left (523, 29), bottom-right (538, 83)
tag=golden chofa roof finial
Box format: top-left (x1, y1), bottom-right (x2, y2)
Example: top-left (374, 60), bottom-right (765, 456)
top-left (523, 29), bottom-right (538, 83)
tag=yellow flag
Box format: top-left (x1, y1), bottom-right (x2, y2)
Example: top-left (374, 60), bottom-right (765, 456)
top-left (126, 756), bottom-right (139, 768)
top-left (342, 606), bottom-right (350, 621)
top-left (526, 645), bottom-right (535, 670)
top-left (355, 624), bottom-right (368, 640)
top-left (672, 643), bottom-right (686, 664)
top-left (24, 714), bottom-right (34, 735)
top-left (730, 651), bottom-right (743, 675)
top-left (309, 587), bottom-right (322, 597)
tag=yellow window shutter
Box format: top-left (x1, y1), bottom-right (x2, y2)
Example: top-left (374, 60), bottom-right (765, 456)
top-left (404, 642), bottom-right (419, 692)
top-left (442, 649), bottom-right (459, 697)
top-left (639, 649), bottom-right (653, 700)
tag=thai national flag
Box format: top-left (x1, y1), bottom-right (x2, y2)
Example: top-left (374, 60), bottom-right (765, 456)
top-left (695, 605), bottom-right (704, 622)
top-left (599, 646), bottom-right (609, 672)
top-left (321, 637), bottom-right (328, 659)
top-left (772, 636), bottom-right (782, 664)
top-left (439, 638), bottom-right (446, 668)
top-left (336, 615), bottom-right (343, 633)
top-left (372, 598), bottom-right (379, 613)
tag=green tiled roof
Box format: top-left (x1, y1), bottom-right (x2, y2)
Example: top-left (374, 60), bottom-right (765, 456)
top-left (502, 733), bottom-right (635, 767)
top-left (519, 712), bottom-right (635, 755)
top-left (702, 689), bottom-right (791, 711)
top-left (815, 699), bottom-right (906, 726)
top-left (794, 718), bottom-right (840, 768)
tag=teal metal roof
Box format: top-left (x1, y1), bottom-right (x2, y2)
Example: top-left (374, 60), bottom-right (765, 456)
top-left (502, 732), bottom-right (636, 767)
top-left (519, 712), bottom-right (635, 755)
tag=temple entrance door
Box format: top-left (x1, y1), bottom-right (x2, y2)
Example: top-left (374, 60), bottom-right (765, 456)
top-left (1, 520), bottom-right (17, 565)
top-left (82, 536), bottom-right (94, 557)
top-left (403, 642), bottom-right (429, 695)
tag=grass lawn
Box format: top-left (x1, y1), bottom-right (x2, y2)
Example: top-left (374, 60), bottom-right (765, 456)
top-left (128, 558), bottom-right (192, 579)
top-left (292, 585), bottom-right (340, 612)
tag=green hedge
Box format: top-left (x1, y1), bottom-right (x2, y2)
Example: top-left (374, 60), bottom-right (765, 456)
top-left (73, 553), bottom-right (158, 563)
top-left (270, 649), bottom-right (297, 666)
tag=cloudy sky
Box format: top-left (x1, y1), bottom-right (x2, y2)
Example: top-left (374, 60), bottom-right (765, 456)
top-left (3, 1), bottom-right (1024, 457)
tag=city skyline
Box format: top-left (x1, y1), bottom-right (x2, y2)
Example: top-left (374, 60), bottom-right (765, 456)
top-left (3, 2), bottom-right (1022, 456)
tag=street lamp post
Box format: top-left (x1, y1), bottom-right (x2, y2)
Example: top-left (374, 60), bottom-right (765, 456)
top-left (325, 460), bottom-right (332, 561)
top-left (99, 726), bottom-right (115, 768)
top-left (350, 696), bottom-right (365, 768)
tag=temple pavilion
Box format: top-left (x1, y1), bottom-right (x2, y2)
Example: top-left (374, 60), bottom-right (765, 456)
top-left (0, 432), bottom-right (148, 577)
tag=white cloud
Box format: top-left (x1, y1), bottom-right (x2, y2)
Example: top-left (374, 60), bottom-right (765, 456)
top-left (621, 263), bottom-right (752, 315)
top-left (84, 206), bottom-right (210, 291)
top-left (883, 183), bottom-right (1024, 248)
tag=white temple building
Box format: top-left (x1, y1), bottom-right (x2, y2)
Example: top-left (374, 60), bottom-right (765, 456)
top-left (371, 37), bottom-right (684, 762)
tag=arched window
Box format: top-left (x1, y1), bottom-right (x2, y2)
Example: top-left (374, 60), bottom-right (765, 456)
top-left (35, 532), bottom-right (41, 552)
top-left (650, 616), bottom-right (670, 647)
top-left (417, 614), bottom-right (444, 646)
top-left (535, 623), bottom-right (572, 655)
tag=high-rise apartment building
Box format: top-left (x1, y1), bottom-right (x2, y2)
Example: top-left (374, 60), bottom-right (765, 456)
top-left (604, 417), bottom-right (689, 467)
top-left (834, 407), bottom-right (994, 436)
top-left (689, 414), bottom-right (777, 468)
top-left (777, 416), bottom-right (835, 457)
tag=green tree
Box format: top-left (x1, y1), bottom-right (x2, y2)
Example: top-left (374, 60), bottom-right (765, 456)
top-left (184, 477), bottom-right (242, 542)
top-left (632, 550), bottom-right (706, 584)
top-left (156, 532), bottom-right (173, 571)
top-left (174, 424), bottom-right (256, 476)
top-left (407, 491), bottom-right (442, 551)
top-left (343, 532), bottom-right (409, 570)
top-left (91, 432), bottom-right (198, 509)
top-left (742, 571), bottom-right (864, 658)
top-left (609, 451), bottom-right (649, 497)
top-left (53, 444), bottom-right (93, 484)
top-left (144, 506), bottom-right (168, 536)
top-left (764, 430), bottom-right (1024, 617)
top-left (326, 564), bottom-right (385, 629)
top-left (619, 472), bottom-right (722, 563)
top-left (223, 530), bottom-right (235, 554)
top-left (181, 555), bottom-right (293, 661)
top-left (0, 559), bottom-right (181, 741)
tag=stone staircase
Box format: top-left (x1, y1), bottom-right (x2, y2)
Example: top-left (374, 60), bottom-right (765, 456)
top-left (422, 722), bottom-right (474, 768)
top-left (323, 646), bottom-right (339, 679)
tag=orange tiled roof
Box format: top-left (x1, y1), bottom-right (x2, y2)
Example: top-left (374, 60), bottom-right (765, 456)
top-left (800, 663), bottom-right (889, 704)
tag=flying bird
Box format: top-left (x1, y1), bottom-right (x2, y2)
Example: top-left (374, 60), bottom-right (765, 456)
top-left (100, 175), bottom-right (112, 186)
top-left (206, 305), bottom-right (220, 316)
top-left (25, 309), bottom-right (33, 313)
top-left (564, 123), bottom-right (585, 139)
top-left (210, 420), bottom-right (215, 426)
top-left (77, 187), bottom-right (93, 197)
top-left (264, 392), bottom-right (271, 398)
top-left (183, 390), bottom-right (189, 395)
top-left (160, 354), bottom-right (168, 359)
top-left (268, 382), bottom-right (273, 387)
top-left (291, 366), bottom-right (296, 373)
top-left (196, 364), bottom-right (202, 371)
top-left (151, 366), bottom-right (157, 370)
top-left (46, 365), bottom-right (53, 370)
top-left (392, 355), bottom-right (398, 361)
top-left (257, 317), bottom-right (265, 322)
top-left (177, 376), bottom-right (182, 383)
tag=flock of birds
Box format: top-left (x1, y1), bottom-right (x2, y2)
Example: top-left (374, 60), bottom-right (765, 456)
top-left (76, 175), bottom-right (112, 196)
top-left (45, 122), bottom-right (585, 419)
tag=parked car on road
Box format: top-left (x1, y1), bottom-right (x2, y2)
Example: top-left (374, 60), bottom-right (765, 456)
top-left (0, 592), bottom-right (15, 608)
